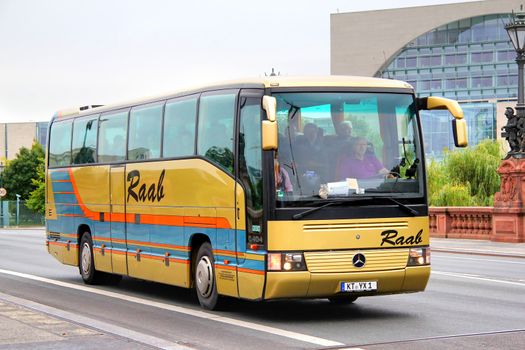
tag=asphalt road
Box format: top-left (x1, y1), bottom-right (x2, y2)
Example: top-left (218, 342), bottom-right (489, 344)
top-left (0, 229), bottom-right (524, 349)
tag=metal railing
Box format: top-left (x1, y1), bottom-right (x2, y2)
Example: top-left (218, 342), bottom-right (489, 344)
top-left (0, 200), bottom-right (44, 227)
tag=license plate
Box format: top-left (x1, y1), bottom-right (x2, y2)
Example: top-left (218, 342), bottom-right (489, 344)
top-left (340, 281), bottom-right (377, 292)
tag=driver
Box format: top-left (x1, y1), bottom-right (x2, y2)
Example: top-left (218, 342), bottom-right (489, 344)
top-left (336, 137), bottom-right (390, 179)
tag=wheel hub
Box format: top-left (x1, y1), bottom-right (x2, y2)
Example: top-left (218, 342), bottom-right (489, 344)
top-left (196, 256), bottom-right (213, 297)
top-left (81, 242), bottom-right (91, 276)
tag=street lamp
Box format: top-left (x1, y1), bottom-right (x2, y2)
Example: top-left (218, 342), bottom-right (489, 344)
top-left (501, 8), bottom-right (525, 157)
top-left (506, 8), bottom-right (525, 117)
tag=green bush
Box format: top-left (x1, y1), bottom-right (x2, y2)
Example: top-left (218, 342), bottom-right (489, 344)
top-left (427, 140), bottom-right (503, 206)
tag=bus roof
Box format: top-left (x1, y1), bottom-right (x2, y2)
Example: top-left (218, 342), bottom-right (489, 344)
top-left (52, 76), bottom-right (413, 121)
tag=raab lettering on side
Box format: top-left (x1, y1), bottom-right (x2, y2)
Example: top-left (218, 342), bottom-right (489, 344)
top-left (127, 169), bottom-right (166, 203)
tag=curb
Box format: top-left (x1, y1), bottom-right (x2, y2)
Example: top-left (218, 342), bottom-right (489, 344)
top-left (432, 248), bottom-right (525, 259)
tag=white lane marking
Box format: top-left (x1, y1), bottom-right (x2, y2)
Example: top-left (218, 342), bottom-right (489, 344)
top-left (0, 291), bottom-right (192, 350)
top-left (0, 268), bottom-right (344, 347)
top-left (432, 254), bottom-right (525, 265)
top-left (432, 271), bottom-right (525, 287)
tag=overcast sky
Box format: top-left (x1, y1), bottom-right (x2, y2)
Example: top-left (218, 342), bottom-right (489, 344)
top-left (0, 0), bottom-right (480, 123)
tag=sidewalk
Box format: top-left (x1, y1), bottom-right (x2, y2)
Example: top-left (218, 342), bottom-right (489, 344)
top-left (431, 237), bottom-right (525, 259)
top-left (0, 294), bottom-right (152, 350)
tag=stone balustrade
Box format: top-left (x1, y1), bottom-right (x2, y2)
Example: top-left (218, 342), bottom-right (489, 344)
top-left (429, 207), bottom-right (494, 240)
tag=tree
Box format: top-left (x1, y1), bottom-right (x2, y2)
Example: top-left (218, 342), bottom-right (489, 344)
top-left (1, 142), bottom-right (45, 201)
top-left (26, 162), bottom-right (45, 215)
top-left (427, 140), bottom-right (503, 206)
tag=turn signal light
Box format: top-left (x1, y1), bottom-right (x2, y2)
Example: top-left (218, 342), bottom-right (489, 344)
top-left (268, 253), bottom-right (282, 271)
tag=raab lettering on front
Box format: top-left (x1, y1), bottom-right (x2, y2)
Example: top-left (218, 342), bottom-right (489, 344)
top-left (380, 229), bottom-right (422, 246)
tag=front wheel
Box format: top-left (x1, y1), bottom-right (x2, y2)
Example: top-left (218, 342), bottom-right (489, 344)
top-left (194, 242), bottom-right (220, 310)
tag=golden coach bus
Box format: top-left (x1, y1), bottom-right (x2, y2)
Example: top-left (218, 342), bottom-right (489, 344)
top-left (46, 76), bottom-right (467, 309)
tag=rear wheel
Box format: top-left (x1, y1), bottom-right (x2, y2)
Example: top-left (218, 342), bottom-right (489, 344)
top-left (79, 233), bottom-right (121, 285)
top-left (194, 242), bottom-right (220, 310)
top-left (79, 232), bottom-right (103, 284)
top-left (328, 296), bottom-right (358, 304)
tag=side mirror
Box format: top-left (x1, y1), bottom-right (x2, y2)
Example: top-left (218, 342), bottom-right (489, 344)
top-left (262, 96), bottom-right (278, 150)
top-left (452, 119), bottom-right (468, 147)
top-left (417, 96), bottom-right (468, 148)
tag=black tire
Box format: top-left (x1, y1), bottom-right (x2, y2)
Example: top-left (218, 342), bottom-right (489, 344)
top-left (79, 232), bottom-right (104, 284)
top-left (194, 242), bottom-right (220, 310)
top-left (328, 295), bottom-right (358, 304)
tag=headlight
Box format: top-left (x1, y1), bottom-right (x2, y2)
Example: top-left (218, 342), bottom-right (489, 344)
top-left (267, 252), bottom-right (307, 271)
top-left (407, 247), bottom-right (430, 266)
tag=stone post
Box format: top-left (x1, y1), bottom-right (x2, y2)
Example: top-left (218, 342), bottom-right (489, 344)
top-left (492, 158), bottom-right (525, 242)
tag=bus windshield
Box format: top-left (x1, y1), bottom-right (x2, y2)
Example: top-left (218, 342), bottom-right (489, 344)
top-left (273, 91), bottom-right (422, 204)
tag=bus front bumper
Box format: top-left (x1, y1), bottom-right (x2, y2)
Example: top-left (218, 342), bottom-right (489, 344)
top-left (264, 266), bottom-right (430, 300)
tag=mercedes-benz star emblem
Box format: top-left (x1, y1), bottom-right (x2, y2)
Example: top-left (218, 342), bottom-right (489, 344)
top-left (352, 253), bottom-right (366, 268)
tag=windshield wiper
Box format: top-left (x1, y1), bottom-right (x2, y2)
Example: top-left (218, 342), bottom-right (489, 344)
top-left (292, 197), bottom-right (373, 220)
top-left (384, 197), bottom-right (418, 216)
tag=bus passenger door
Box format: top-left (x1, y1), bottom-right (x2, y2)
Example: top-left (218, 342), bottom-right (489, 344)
top-left (236, 92), bottom-right (265, 300)
top-left (110, 164), bottom-right (128, 275)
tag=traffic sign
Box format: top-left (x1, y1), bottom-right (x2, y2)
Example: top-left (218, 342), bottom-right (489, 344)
top-left (0, 188), bottom-right (6, 197)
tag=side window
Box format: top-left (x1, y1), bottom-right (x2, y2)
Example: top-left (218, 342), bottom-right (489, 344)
top-left (49, 120), bottom-right (72, 167)
top-left (98, 110), bottom-right (128, 163)
top-left (129, 102), bottom-right (163, 160)
top-left (163, 96), bottom-right (197, 158)
top-left (238, 97), bottom-right (263, 242)
top-left (72, 115), bottom-right (98, 164)
top-left (197, 92), bottom-right (237, 173)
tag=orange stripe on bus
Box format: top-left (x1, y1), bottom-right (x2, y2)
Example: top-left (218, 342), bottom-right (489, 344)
top-left (111, 250), bottom-right (127, 256)
top-left (214, 249), bottom-right (244, 258)
top-left (61, 233), bottom-right (79, 238)
top-left (215, 265), bottom-right (265, 275)
top-left (238, 267), bottom-right (265, 275)
top-left (48, 241), bottom-right (78, 248)
top-left (215, 264), bottom-right (236, 271)
top-left (127, 252), bottom-right (190, 264)
top-left (140, 214), bottom-right (184, 226)
top-left (125, 239), bottom-right (190, 251)
top-left (93, 236), bottom-right (112, 242)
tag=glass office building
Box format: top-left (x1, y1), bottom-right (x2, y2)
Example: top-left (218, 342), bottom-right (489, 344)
top-left (379, 14), bottom-right (513, 158)
top-left (380, 14), bottom-right (516, 100)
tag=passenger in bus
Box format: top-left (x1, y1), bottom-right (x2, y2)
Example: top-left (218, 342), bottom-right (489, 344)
top-left (336, 136), bottom-right (390, 179)
top-left (335, 121), bottom-right (353, 141)
top-left (323, 121), bottom-right (354, 181)
top-left (297, 123), bottom-right (322, 152)
top-left (295, 123), bottom-right (322, 167)
top-left (294, 123), bottom-right (325, 188)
